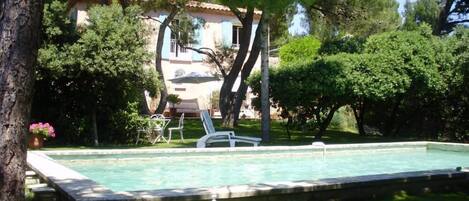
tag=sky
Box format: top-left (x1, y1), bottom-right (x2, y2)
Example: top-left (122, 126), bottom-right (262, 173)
top-left (289, 0), bottom-right (416, 36)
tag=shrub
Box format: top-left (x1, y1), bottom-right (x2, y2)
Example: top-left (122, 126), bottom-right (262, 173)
top-left (279, 36), bottom-right (321, 65)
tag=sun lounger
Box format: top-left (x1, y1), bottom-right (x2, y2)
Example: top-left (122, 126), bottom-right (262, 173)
top-left (197, 110), bottom-right (261, 148)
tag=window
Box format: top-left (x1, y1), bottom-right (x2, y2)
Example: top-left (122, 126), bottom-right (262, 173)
top-left (170, 20), bottom-right (189, 57)
top-left (232, 25), bottom-right (242, 48)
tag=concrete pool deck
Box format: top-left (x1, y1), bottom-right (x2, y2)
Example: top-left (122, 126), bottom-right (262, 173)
top-left (27, 141), bottom-right (469, 201)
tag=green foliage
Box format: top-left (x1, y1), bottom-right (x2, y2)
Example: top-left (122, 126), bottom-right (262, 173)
top-left (402, 0), bottom-right (439, 32)
top-left (108, 102), bottom-right (148, 143)
top-left (364, 29), bottom-right (446, 94)
top-left (42, 0), bottom-right (78, 44)
top-left (357, 29), bottom-right (449, 137)
top-left (342, 53), bottom-right (412, 101)
top-left (319, 36), bottom-right (365, 55)
top-left (308, 0), bottom-right (401, 39)
top-left (250, 27), bottom-right (452, 139)
top-left (439, 27), bottom-right (469, 141)
top-left (402, 0), bottom-right (468, 35)
top-left (167, 94), bottom-right (182, 107)
top-left (329, 106), bottom-right (357, 133)
top-left (33, 3), bottom-right (160, 144)
top-left (279, 36), bottom-right (321, 65)
top-left (248, 55), bottom-right (350, 137)
top-left (269, 4), bottom-right (296, 48)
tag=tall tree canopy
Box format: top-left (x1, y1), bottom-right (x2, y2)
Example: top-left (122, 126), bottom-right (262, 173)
top-left (307, 0), bottom-right (401, 39)
top-left (403, 0), bottom-right (469, 35)
top-left (35, 2), bottom-right (159, 145)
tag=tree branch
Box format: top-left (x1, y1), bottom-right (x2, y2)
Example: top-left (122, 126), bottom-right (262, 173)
top-left (227, 5), bottom-right (244, 22)
top-left (142, 6), bottom-right (226, 77)
top-left (140, 15), bottom-right (162, 23)
top-left (447, 19), bottom-right (469, 25)
top-left (165, 23), bottom-right (227, 77)
top-left (182, 46), bottom-right (227, 77)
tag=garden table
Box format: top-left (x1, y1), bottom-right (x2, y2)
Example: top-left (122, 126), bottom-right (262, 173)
top-left (150, 118), bottom-right (171, 144)
top-left (135, 116), bottom-right (171, 145)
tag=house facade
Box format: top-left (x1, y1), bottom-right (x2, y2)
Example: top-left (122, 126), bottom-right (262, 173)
top-left (70, 1), bottom-right (263, 117)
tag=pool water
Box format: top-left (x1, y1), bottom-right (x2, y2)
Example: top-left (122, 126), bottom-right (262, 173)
top-left (51, 148), bottom-right (469, 192)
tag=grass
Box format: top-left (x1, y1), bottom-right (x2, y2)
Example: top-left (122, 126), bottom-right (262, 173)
top-left (43, 118), bottom-right (418, 150)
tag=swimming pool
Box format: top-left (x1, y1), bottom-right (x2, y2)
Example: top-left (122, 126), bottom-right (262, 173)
top-left (27, 142), bottom-right (469, 201)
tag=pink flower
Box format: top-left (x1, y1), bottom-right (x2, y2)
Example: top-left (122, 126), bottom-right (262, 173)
top-left (29, 122), bottom-right (57, 139)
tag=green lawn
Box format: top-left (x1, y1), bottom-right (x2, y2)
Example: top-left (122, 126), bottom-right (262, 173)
top-left (43, 118), bottom-right (419, 150)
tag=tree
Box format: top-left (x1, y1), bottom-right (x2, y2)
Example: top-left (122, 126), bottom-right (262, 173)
top-left (215, 0), bottom-right (307, 128)
top-left (360, 28), bottom-right (446, 136)
top-left (260, 8), bottom-right (270, 142)
top-left (248, 56), bottom-right (351, 140)
top-left (139, 0), bottom-right (264, 128)
top-left (0, 0), bottom-right (44, 200)
top-left (139, 0), bottom-right (190, 114)
top-left (36, 3), bottom-right (159, 145)
top-left (403, 0), bottom-right (469, 35)
top-left (306, 0), bottom-right (401, 39)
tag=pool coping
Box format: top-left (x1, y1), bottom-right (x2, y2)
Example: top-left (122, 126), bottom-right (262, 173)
top-left (27, 141), bottom-right (469, 201)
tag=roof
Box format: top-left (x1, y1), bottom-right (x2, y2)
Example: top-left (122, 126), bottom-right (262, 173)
top-left (68, 1), bottom-right (262, 17)
top-left (186, 1), bottom-right (262, 16)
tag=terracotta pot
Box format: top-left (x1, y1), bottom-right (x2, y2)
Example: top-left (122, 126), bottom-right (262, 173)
top-left (28, 135), bottom-right (44, 149)
top-left (169, 108), bottom-right (177, 117)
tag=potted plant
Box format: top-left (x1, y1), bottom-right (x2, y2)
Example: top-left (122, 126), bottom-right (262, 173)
top-left (28, 122), bottom-right (56, 149)
top-left (167, 94), bottom-right (182, 117)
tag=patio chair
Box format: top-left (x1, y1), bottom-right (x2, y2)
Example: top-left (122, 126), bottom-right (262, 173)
top-left (167, 113), bottom-right (185, 143)
top-left (197, 110), bottom-right (261, 148)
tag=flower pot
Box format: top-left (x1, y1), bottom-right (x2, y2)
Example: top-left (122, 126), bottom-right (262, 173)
top-left (169, 108), bottom-right (177, 117)
top-left (28, 135), bottom-right (44, 149)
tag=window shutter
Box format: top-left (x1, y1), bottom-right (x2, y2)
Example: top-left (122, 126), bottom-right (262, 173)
top-left (221, 20), bottom-right (232, 47)
top-left (159, 14), bottom-right (171, 59)
top-left (192, 17), bottom-right (204, 62)
top-left (251, 23), bottom-right (258, 43)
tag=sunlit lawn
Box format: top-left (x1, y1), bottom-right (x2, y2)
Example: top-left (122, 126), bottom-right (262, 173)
top-left (43, 118), bottom-right (419, 150)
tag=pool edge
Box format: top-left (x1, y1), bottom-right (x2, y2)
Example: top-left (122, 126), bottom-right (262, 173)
top-left (27, 141), bottom-right (469, 201)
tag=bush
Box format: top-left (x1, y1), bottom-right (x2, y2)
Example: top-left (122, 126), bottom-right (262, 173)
top-left (279, 36), bottom-right (321, 65)
top-left (319, 36), bottom-right (366, 55)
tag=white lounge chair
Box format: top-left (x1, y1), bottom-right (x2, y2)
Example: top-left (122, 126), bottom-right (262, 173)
top-left (197, 110), bottom-right (262, 148)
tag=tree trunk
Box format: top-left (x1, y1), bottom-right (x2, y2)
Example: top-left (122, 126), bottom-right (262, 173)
top-left (352, 101), bottom-right (366, 136)
top-left (315, 106), bottom-right (340, 140)
top-left (219, 8), bottom-right (254, 126)
top-left (232, 15), bottom-right (263, 126)
top-left (384, 99), bottom-right (401, 137)
top-left (260, 12), bottom-right (270, 142)
top-left (0, 0), bottom-right (43, 200)
top-left (139, 90), bottom-right (151, 115)
top-left (91, 108), bottom-right (99, 146)
top-left (154, 8), bottom-right (178, 114)
top-left (434, 0), bottom-right (453, 35)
